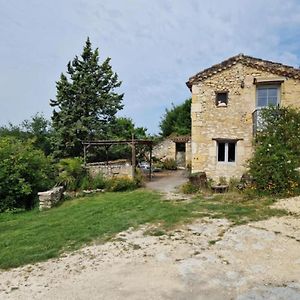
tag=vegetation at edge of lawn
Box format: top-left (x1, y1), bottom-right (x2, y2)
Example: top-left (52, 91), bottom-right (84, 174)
top-left (0, 190), bottom-right (288, 269)
top-left (191, 192), bottom-right (288, 225)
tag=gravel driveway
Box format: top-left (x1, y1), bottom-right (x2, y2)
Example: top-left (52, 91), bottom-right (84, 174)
top-left (1, 194), bottom-right (300, 299)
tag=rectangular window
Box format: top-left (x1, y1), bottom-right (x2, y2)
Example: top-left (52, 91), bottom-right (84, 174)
top-left (217, 141), bottom-right (236, 163)
top-left (216, 92), bottom-right (228, 107)
top-left (228, 142), bottom-right (236, 162)
top-left (218, 142), bottom-right (225, 161)
top-left (256, 85), bottom-right (280, 108)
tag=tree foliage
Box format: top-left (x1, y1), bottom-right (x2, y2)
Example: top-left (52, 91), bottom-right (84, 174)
top-left (50, 38), bottom-right (124, 158)
top-left (0, 113), bottom-right (52, 155)
top-left (56, 157), bottom-right (86, 191)
top-left (87, 117), bottom-right (148, 162)
top-left (109, 117), bottom-right (147, 140)
top-left (160, 98), bottom-right (191, 137)
top-left (249, 106), bottom-right (300, 195)
top-left (109, 117), bottom-right (148, 161)
top-left (0, 137), bottom-right (54, 212)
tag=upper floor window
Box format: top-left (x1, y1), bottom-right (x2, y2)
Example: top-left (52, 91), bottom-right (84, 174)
top-left (216, 92), bottom-right (228, 107)
top-left (256, 85), bottom-right (280, 108)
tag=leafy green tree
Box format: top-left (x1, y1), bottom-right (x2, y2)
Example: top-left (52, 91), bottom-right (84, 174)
top-left (0, 113), bottom-right (52, 155)
top-left (88, 117), bottom-right (148, 162)
top-left (160, 98), bottom-right (191, 137)
top-left (22, 113), bottom-right (52, 155)
top-left (109, 117), bottom-right (147, 139)
top-left (109, 117), bottom-right (148, 160)
top-left (249, 106), bottom-right (300, 195)
top-left (0, 137), bottom-right (54, 211)
top-left (50, 38), bottom-right (124, 158)
top-left (0, 123), bottom-right (27, 141)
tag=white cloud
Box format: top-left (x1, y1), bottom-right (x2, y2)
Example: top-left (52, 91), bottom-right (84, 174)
top-left (0, 0), bottom-right (300, 132)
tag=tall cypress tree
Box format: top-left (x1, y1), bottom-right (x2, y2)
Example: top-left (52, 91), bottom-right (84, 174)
top-left (50, 38), bottom-right (123, 158)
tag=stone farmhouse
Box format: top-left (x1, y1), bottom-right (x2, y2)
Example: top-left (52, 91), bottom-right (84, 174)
top-left (186, 54), bottom-right (300, 182)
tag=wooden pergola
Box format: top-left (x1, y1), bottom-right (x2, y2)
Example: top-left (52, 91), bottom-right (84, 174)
top-left (82, 137), bottom-right (154, 179)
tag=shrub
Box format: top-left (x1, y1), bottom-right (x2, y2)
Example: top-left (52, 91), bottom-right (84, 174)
top-left (91, 173), bottom-right (107, 189)
top-left (162, 158), bottom-right (177, 170)
top-left (79, 172), bottom-right (107, 191)
top-left (228, 177), bottom-right (240, 191)
top-left (79, 176), bottom-right (91, 190)
top-left (0, 137), bottom-right (54, 211)
top-left (219, 176), bottom-right (227, 185)
top-left (134, 168), bottom-right (145, 188)
top-left (106, 177), bottom-right (137, 192)
top-left (180, 182), bottom-right (199, 194)
top-left (249, 106), bottom-right (300, 195)
top-left (56, 157), bottom-right (86, 191)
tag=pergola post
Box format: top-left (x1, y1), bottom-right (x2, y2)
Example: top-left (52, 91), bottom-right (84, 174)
top-left (149, 145), bottom-right (152, 180)
top-left (83, 144), bottom-right (87, 166)
top-left (83, 144), bottom-right (90, 166)
top-left (131, 134), bottom-right (136, 179)
top-left (105, 145), bottom-right (110, 166)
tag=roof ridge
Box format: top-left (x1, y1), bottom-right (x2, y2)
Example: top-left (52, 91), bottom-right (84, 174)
top-left (187, 54), bottom-right (300, 89)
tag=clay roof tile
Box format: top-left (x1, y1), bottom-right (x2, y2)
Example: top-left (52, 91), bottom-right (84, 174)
top-left (186, 54), bottom-right (300, 90)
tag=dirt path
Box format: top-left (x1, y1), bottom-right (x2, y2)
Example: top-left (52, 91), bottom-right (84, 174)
top-left (145, 170), bottom-right (190, 200)
top-left (1, 197), bottom-right (300, 299)
top-left (146, 170), bottom-right (188, 193)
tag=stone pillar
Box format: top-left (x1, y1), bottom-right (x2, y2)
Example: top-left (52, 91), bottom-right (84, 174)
top-left (38, 186), bottom-right (64, 211)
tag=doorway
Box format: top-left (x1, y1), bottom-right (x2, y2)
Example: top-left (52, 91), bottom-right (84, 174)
top-left (175, 142), bottom-right (186, 168)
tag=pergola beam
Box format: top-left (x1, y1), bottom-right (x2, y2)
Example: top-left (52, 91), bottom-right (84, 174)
top-left (82, 139), bottom-right (153, 146)
top-left (82, 139), bottom-right (154, 180)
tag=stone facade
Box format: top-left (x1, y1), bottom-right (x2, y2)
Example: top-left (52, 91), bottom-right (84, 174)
top-left (188, 54), bottom-right (300, 182)
top-left (152, 139), bottom-right (176, 161)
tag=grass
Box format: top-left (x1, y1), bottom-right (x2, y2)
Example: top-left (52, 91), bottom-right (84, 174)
top-left (0, 190), bottom-right (196, 269)
top-left (0, 190), bottom-right (288, 269)
top-left (191, 192), bottom-right (288, 225)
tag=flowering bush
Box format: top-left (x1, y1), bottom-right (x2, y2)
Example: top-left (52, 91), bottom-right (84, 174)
top-left (249, 106), bottom-right (300, 195)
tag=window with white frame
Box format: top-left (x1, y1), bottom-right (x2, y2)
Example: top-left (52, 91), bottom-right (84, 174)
top-left (217, 141), bottom-right (236, 163)
top-left (256, 85), bottom-right (280, 108)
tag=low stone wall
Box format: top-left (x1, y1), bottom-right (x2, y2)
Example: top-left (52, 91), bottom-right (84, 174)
top-left (38, 186), bottom-right (64, 211)
top-left (86, 160), bottom-right (132, 179)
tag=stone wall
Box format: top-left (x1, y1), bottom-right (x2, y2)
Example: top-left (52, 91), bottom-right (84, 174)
top-left (185, 140), bottom-right (192, 167)
top-left (86, 160), bottom-right (132, 179)
top-left (38, 186), bottom-right (64, 211)
top-left (152, 139), bottom-right (192, 168)
top-left (191, 63), bottom-right (300, 182)
top-left (152, 139), bottom-right (176, 161)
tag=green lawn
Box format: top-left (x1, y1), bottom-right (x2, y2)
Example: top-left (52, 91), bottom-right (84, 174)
top-left (0, 190), bottom-right (287, 269)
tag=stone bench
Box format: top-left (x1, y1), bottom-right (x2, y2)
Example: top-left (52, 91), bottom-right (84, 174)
top-left (38, 186), bottom-right (64, 211)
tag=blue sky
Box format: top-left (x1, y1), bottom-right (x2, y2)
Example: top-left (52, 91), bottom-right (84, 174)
top-left (1, 0), bottom-right (300, 133)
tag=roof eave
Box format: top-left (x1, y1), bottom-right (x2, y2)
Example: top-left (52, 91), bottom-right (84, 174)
top-left (186, 54), bottom-right (300, 91)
